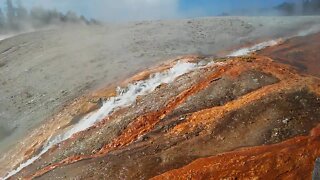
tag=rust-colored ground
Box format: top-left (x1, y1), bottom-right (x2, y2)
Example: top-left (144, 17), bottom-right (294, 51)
top-left (260, 32), bottom-right (320, 77)
top-left (4, 33), bottom-right (320, 180)
top-left (12, 55), bottom-right (320, 179)
top-left (0, 55), bottom-right (201, 177)
top-left (153, 124), bottom-right (320, 180)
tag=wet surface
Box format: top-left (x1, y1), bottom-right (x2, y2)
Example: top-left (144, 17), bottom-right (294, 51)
top-left (260, 32), bottom-right (320, 77)
top-left (154, 124), bottom-right (320, 180)
top-left (10, 55), bottom-right (320, 180)
top-left (2, 32), bottom-right (320, 180)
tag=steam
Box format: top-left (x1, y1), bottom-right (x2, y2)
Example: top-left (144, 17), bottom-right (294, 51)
top-left (0, 35), bottom-right (12, 41)
top-left (18, 0), bottom-right (180, 22)
top-left (228, 40), bottom-right (279, 57)
top-left (2, 60), bottom-right (214, 180)
top-left (227, 24), bottom-right (320, 58)
top-left (54, 61), bottom-right (198, 140)
top-left (0, 0), bottom-right (98, 35)
top-left (2, 0), bottom-right (320, 26)
top-left (275, 0), bottom-right (320, 16)
top-left (297, 25), bottom-right (320, 37)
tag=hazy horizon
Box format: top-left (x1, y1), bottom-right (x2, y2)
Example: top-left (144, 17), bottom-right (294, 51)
top-left (0, 0), bottom-right (306, 22)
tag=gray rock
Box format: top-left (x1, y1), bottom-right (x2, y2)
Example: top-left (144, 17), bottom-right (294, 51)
top-left (313, 158), bottom-right (320, 180)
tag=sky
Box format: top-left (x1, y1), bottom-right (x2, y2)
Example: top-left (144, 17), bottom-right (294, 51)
top-left (0, 0), bottom-right (301, 22)
top-left (179, 0), bottom-right (298, 17)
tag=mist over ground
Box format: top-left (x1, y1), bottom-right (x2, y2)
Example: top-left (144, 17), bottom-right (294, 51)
top-left (276, 0), bottom-right (320, 15)
top-left (0, 0), bottom-right (98, 35)
top-left (1, 0), bottom-right (320, 36)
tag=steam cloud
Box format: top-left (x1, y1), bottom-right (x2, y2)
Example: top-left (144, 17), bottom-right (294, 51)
top-left (21, 0), bottom-right (181, 22)
top-left (275, 0), bottom-right (320, 15)
top-left (1, 0), bottom-right (319, 34)
top-left (222, 0), bottom-right (320, 16)
top-left (0, 0), bottom-right (98, 34)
